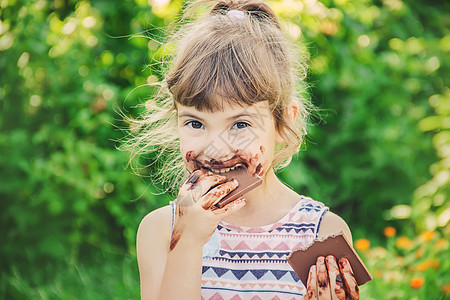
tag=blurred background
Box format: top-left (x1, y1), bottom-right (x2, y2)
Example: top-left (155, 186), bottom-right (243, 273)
top-left (0, 0), bottom-right (448, 299)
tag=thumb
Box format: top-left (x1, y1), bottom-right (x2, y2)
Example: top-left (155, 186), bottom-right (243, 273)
top-left (212, 197), bottom-right (247, 218)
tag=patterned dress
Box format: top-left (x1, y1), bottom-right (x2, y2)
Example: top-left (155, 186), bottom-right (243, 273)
top-left (170, 196), bottom-right (328, 300)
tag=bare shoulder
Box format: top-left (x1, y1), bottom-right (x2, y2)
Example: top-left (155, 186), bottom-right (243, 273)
top-left (137, 205), bottom-right (172, 252)
top-left (318, 211), bottom-right (353, 244)
top-left (138, 205), bottom-right (172, 234)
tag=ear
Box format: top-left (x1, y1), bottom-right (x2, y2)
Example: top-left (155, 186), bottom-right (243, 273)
top-left (288, 100), bottom-right (299, 121)
top-left (275, 100), bottom-right (299, 143)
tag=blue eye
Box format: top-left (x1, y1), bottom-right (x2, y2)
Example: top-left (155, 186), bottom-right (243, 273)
top-left (186, 120), bottom-right (204, 129)
top-left (232, 121), bottom-right (250, 130)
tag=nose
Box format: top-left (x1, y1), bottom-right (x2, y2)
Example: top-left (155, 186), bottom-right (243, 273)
top-left (201, 131), bottom-right (235, 161)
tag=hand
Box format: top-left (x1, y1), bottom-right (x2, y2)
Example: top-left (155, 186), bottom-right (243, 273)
top-left (169, 169), bottom-right (247, 251)
top-left (303, 255), bottom-right (359, 300)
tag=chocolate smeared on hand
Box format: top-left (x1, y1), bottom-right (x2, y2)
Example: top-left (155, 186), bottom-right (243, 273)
top-left (206, 167), bottom-right (262, 209)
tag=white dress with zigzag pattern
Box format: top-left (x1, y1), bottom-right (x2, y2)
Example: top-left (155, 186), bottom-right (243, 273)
top-left (171, 196), bottom-right (328, 300)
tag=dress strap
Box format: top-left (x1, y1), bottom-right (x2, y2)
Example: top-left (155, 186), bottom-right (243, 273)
top-left (169, 200), bottom-right (176, 232)
top-left (169, 199), bottom-right (220, 258)
top-left (315, 205), bottom-right (329, 238)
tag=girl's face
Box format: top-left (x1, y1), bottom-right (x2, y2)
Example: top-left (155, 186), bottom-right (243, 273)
top-left (177, 100), bottom-right (283, 178)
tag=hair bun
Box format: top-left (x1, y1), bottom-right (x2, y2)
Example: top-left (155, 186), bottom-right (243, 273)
top-left (210, 0), bottom-right (280, 28)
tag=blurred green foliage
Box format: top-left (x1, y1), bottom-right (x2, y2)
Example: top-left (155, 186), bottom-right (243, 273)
top-left (0, 0), bottom-right (448, 298)
top-left (276, 0), bottom-right (448, 238)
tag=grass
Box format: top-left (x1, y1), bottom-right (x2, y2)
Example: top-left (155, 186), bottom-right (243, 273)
top-left (1, 250), bottom-right (140, 300)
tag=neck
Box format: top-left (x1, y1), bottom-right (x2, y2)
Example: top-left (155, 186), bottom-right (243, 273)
top-left (243, 168), bottom-right (283, 209)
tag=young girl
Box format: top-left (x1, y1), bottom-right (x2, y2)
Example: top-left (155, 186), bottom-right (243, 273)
top-left (131, 0), bottom-right (360, 299)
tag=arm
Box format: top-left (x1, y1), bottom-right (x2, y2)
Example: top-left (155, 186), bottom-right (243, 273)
top-left (137, 170), bottom-right (247, 300)
top-left (137, 206), bottom-right (204, 300)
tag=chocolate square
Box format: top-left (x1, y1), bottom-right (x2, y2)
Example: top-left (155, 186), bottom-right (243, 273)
top-left (287, 232), bottom-right (373, 286)
top-left (213, 167), bottom-right (262, 209)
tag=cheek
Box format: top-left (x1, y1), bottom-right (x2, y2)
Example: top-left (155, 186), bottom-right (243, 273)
top-left (182, 150), bottom-right (201, 173)
top-left (179, 135), bottom-right (201, 171)
top-left (180, 135), bottom-right (198, 154)
top-left (256, 135), bottom-right (277, 173)
top-left (236, 143), bottom-right (272, 177)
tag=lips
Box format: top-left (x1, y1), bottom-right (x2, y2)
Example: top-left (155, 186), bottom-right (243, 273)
top-left (197, 156), bottom-right (248, 174)
top-left (200, 163), bottom-right (245, 174)
top-left (185, 150), bottom-right (263, 177)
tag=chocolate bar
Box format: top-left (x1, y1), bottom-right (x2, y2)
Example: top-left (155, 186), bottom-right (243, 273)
top-left (212, 167), bottom-right (262, 209)
top-left (287, 232), bottom-right (373, 286)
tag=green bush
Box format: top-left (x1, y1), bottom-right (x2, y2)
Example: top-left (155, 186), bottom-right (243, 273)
top-left (275, 0), bottom-right (447, 238)
top-left (0, 0), bottom-right (168, 279)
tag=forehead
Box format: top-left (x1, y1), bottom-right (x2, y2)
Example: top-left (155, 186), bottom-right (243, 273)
top-left (176, 100), bottom-right (271, 119)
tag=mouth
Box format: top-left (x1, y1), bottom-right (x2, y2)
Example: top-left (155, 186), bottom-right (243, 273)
top-left (200, 164), bottom-right (245, 174)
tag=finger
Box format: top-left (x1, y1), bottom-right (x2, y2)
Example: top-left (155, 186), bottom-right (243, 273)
top-left (178, 169), bottom-right (210, 206)
top-left (200, 179), bottom-right (239, 210)
top-left (326, 255), bottom-right (346, 300)
top-left (305, 265), bottom-right (318, 300)
top-left (184, 169), bottom-right (212, 192)
top-left (185, 169), bottom-right (202, 185)
top-left (316, 256), bottom-right (331, 299)
top-left (212, 196), bottom-right (246, 217)
top-left (180, 171), bottom-right (226, 205)
top-left (192, 173), bottom-right (228, 200)
top-left (338, 258), bottom-right (359, 300)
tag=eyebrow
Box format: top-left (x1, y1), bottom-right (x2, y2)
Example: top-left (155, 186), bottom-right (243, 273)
top-left (177, 113), bottom-right (205, 121)
top-left (178, 112), bottom-right (259, 121)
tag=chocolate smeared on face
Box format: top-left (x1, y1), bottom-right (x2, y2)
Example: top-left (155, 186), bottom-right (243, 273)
top-left (205, 155), bottom-right (242, 169)
top-left (185, 145), bottom-right (266, 178)
top-left (235, 149), bottom-right (264, 177)
top-left (185, 150), bottom-right (202, 171)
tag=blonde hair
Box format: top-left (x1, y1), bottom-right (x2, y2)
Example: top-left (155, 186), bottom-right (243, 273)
top-left (121, 0), bottom-right (310, 195)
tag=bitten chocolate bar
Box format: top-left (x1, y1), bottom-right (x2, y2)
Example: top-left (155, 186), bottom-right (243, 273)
top-left (212, 167), bottom-right (262, 209)
top-left (287, 232), bottom-right (373, 286)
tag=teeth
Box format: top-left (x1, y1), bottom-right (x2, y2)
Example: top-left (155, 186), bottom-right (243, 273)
top-left (207, 165), bottom-right (242, 174)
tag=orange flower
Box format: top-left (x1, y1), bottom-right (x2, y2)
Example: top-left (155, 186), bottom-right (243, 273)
top-left (383, 226), bottom-right (397, 237)
top-left (433, 259), bottom-right (440, 269)
top-left (410, 277), bottom-right (425, 289)
top-left (435, 238), bottom-right (448, 250)
top-left (415, 249), bottom-right (423, 258)
top-left (417, 260), bottom-right (432, 272)
top-left (416, 258), bottom-right (441, 271)
top-left (355, 238), bottom-right (370, 251)
top-left (395, 236), bottom-right (413, 250)
top-left (443, 283), bottom-right (450, 294)
top-left (420, 231), bottom-right (435, 242)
